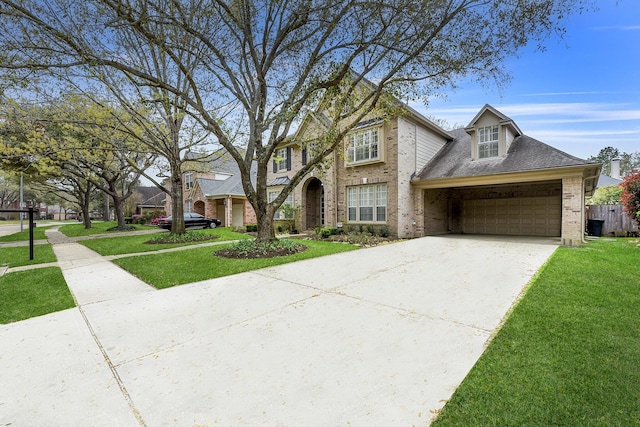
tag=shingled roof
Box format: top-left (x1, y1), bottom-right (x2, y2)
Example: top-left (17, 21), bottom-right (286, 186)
top-left (195, 161), bottom-right (257, 198)
top-left (135, 186), bottom-right (166, 206)
top-left (415, 128), bottom-right (597, 181)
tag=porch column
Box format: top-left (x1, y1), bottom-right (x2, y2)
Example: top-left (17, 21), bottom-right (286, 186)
top-left (561, 176), bottom-right (584, 246)
top-left (226, 196), bottom-right (233, 227)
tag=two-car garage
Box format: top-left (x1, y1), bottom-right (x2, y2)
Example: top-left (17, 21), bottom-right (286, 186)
top-left (462, 195), bottom-right (562, 237)
top-left (420, 181), bottom-right (566, 239)
top-left (410, 105), bottom-right (601, 245)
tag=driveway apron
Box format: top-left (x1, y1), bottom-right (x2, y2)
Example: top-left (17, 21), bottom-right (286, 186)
top-left (0, 234), bottom-right (558, 426)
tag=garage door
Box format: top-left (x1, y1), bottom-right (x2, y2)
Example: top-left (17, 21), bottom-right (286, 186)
top-left (462, 196), bottom-right (561, 236)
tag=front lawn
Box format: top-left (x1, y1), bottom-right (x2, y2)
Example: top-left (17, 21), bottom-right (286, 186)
top-left (59, 221), bottom-right (157, 237)
top-left (0, 225), bottom-right (50, 242)
top-left (432, 238), bottom-right (640, 426)
top-left (0, 267), bottom-right (75, 324)
top-left (0, 244), bottom-right (57, 268)
top-left (114, 239), bottom-right (359, 289)
top-left (80, 228), bottom-right (252, 256)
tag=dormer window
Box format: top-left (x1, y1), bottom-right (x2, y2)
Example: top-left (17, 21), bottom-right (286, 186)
top-left (478, 125), bottom-right (499, 159)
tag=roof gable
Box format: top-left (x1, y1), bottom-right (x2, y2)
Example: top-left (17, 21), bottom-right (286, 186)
top-left (287, 74), bottom-right (452, 145)
top-left (464, 104), bottom-right (522, 137)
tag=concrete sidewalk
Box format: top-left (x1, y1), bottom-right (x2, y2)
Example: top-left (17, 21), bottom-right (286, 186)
top-left (0, 229), bottom-right (559, 426)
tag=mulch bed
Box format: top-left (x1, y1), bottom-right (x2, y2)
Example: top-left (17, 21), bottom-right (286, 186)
top-left (215, 245), bottom-right (307, 259)
top-left (144, 235), bottom-right (219, 245)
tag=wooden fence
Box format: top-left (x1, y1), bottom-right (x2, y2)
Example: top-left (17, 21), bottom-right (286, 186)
top-left (586, 205), bottom-right (639, 236)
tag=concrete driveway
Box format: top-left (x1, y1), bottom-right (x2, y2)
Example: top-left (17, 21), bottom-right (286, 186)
top-left (0, 234), bottom-right (558, 426)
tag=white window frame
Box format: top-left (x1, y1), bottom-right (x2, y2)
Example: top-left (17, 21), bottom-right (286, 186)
top-left (346, 184), bottom-right (387, 222)
top-left (478, 125), bottom-right (499, 159)
top-left (268, 188), bottom-right (294, 219)
top-left (185, 172), bottom-right (194, 189)
top-left (346, 126), bottom-right (380, 164)
top-left (275, 147), bottom-right (288, 172)
top-left (306, 141), bottom-right (318, 162)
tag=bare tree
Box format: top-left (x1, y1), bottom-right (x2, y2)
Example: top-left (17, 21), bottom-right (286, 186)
top-left (0, 0), bottom-right (594, 241)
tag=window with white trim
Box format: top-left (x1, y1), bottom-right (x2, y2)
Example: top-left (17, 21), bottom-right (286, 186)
top-left (478, 125), bottom-right (499, 158)
top-left (346, 127), bottom-right (380, 164)
top-left (268, 189), bottom-right (294, 219)
top-left (275, 147), bottom-right (288, 171)
top-left (185, 199), bottom-right (192, 213)
top-left (347, 184), bottom-right (387, 222)
top-left (185, 172), bottom-right (194, 189)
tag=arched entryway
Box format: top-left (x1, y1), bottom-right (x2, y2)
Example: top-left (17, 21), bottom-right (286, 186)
top-left (193, 200), bottom-right (205, 215)
top-left (305, 178), bottom-right (324, 229)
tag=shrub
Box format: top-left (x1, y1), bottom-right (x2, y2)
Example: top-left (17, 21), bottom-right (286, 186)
top-left (217, 238), bottom-right (306, 258)
top-left (144, 210), bottom-right (165, 223)
top-left (147, 230), bottom-right (216, 244)
top-left (315, 227), bottom-right (340, 239)
top-left (621, 170), bottom-right (640, 225)
top-left (245, 224), bottom-right (258, 232)
top-left (379, 224), bottom-right (391, 237)
top-left (346, 231), bottom-right (381, 247)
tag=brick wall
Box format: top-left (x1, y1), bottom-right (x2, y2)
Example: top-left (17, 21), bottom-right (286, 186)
top-left (422, 189), bottom-right (449, 235)
top-left (335, 120), bottom-right (399, 235)
top-left (561, 176), bottom-right (585, 246)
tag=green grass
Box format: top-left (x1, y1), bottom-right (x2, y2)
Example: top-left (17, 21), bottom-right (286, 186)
top-left (114, 239), bottom-right (359, 289)
top-left (0, 225), bottom-right (51, 242)
top-left (0, 267), bottom-right (75, 324)
top-left (432, 238), bottom-right (640, 426)
top-left (59, 221), bottom-right (157, 237)
top-left (80, 227), bottom-right (252, 255)
top-left (0, 244), bottom-right (57, 267)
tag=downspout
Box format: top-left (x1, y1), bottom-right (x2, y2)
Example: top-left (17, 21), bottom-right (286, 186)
top-left (582, 169), bottom-right (601, 244)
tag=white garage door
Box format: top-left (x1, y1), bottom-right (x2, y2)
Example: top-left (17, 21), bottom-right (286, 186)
top-left (462, 196), bottom-right (561, 236)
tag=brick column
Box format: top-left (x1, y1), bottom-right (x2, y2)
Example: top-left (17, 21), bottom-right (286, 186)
top-left (410, 187), bottom-right (425, 238)
top-left (561, 176), bottom-right (584, 246)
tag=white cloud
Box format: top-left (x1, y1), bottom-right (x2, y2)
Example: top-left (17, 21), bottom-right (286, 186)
top-left (590, 25), bottom-right (640, 31)
top-left (425, 102), bottom-right (640, 124)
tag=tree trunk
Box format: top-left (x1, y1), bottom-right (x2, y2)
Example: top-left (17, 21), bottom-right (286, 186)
top-left (112, 194), bottom-right (128, 229)
top-left (80, 205), bottom-right (91, 229)
top-left (256, 212), bottom-right (276, 242)
top-left (170, 164), bottom-right (186, 234)
top-left (253, 195), bottom-right (277, 242)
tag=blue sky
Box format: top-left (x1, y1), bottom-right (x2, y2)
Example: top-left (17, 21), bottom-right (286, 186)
top-left (416, 0), bottom-right (640, 161)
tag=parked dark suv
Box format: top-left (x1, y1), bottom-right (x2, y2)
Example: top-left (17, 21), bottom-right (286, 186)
top-left (157, 213), bottom-right (222, 230)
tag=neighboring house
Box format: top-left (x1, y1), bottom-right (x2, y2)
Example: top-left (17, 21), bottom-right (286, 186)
top-left (595, 174), bottom-right (622, 189)
top-left (165, 154), bottom-right (257, 227)
top-left (133, 186), bottom-right (166, 215)
top-left (594, 159), bottom-right (623, 189)
top-left (268, 103), bottom-right (600, 246)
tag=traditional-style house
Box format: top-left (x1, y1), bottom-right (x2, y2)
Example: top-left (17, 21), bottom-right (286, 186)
top-left (268, 103), bottom-right (600, 246)
top-left (164, 154), bottom-right (257, 227)
top-left (133, 186), bottom-right (166, 216)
